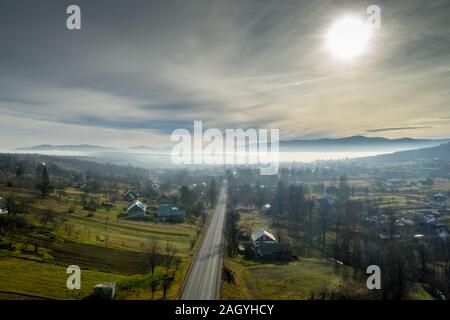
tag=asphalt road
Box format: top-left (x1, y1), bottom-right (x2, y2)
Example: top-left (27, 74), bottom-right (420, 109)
top-left (180, 183), bottom-right (227, 300)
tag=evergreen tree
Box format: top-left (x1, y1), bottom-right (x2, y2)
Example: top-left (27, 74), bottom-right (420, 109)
top-left (36, 164), bottom-right (52, 199)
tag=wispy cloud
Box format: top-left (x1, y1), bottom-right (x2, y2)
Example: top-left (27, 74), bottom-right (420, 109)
top-left (366, 126), bottom-right (433, 133)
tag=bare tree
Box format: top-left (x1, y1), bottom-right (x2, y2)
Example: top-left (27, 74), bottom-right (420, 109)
top-left (164, 242), bottom-right (177, 272)
top-left (161, 274), bottom-right (173, 299)
top-left (57, 188), bottom-right (66, 200)
top-left (39, 210), bottom-right (55, 230)
top-left (416, 242), bottom-right (430, 282)
top-left (150, 278), bottom-right (159, 299)
top-left (146, 239), bottom-right (161, 276)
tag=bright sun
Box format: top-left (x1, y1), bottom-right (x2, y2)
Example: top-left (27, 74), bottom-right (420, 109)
top-left (326, 16), bottom-right (371, 60)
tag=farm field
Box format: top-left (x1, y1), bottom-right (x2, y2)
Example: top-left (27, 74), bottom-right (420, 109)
top-left (0, 184), bottom-right (201, 299)
top-left (0, 256), bottom-right (130, 299)
top-left (222, 256), bottom-right (356, 300)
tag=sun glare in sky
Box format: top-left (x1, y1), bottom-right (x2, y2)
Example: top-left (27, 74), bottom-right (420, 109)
top-left (326, 16), bottom-right (371, 60)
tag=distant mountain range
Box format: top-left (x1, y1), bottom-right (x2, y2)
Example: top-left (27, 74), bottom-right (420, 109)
top-left (359, 141), bottom-right (450, 163)
top-left (279, 136), bottom-right (450, 152)
top-left (16, 144), bottom-right (116, 152)
top-left (16, 136), bottom-right (450, 153)
top-left (15, 144), bottom-right (170, 153)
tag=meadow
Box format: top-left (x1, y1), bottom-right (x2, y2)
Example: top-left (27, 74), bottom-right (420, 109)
top-left (0, 184), bottom-right (200, 299)
top-left (222, 256), bottom-right (355, 299)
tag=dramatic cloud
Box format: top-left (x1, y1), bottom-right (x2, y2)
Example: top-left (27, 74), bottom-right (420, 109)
top-left (0, 0), bottom-right (449, 149)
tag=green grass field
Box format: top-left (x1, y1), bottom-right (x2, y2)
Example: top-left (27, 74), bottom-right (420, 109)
top-left (0, 257), bottom-right (130, 299)
top-left (222, 257), bottom-right (354, 300)
top-left (0, 185), bottom-right (201, 299)
top-left (222, 257), bottom-right (434, 300)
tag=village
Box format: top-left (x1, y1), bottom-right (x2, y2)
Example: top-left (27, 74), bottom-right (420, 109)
top-left (224, 182), bottom-right (449, 263)
top-left (1, 151), bottom-right (450, 300)
top-left (0, 155), bottom-right (220, 300)
top-left (220, 162), bottom-right (450, 300)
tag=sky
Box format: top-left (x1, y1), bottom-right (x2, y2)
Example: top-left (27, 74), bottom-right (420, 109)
top-left (1, 0), bottom-right (450, 150)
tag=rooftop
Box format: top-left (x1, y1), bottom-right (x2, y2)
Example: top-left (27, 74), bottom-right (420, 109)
top-left (127, 200), bottom-right (147, 212)
top-left (251, 229), bottom-right (277, 242)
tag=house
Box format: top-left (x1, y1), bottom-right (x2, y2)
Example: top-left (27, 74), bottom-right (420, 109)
top-left (93, 282), bottom-right (116, 300)
top-left (262, 204), bottom-right (272, 213)
top-left (434, 192), bottom-right (449, 202)
top-left (438, 231), bottom-right (449, 239)
top-left (385, 179), bottom-right (403, 188)
top-left (433, 192), bottom-right (449, 205)
top-left (156, 195), bottom-right (185, 221)
top-left (157, 206), bottom-right (186, 219)
top-left (127, 200), bottom-right (147, 215)
top-left (415, 209), bottom-right (439, 225)
top-left (0, 197), bottom-right (8, 215)
top-left (256, 242), bottom-right (293, 260)
top-left (239, 205), bottom-right (256, 212)
top-left (123, 190), bottom-right (139, 202)
top-left (421, 214), bottom-right (437, 225)
top-left (251, 229), bottom-right (277, 247)
top-left (77, 183), bottom-right (89, 192)
top-left (317, 195), bottom-right (336, 208)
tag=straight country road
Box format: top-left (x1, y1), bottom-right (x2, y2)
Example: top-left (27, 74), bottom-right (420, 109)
top-left (179, 183), bottom-right (227, 300)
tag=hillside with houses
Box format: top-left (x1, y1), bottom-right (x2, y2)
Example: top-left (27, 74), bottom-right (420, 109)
top-left (0, 153), bottom-right (218, 300)
top-left (221, 153), bottom-right (450, 300)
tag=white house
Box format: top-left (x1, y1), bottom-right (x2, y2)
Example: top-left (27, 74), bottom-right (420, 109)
top-left (127, 200), bottom-right (147, 215)
top-left (251, 229), bottom-right (277, 247)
